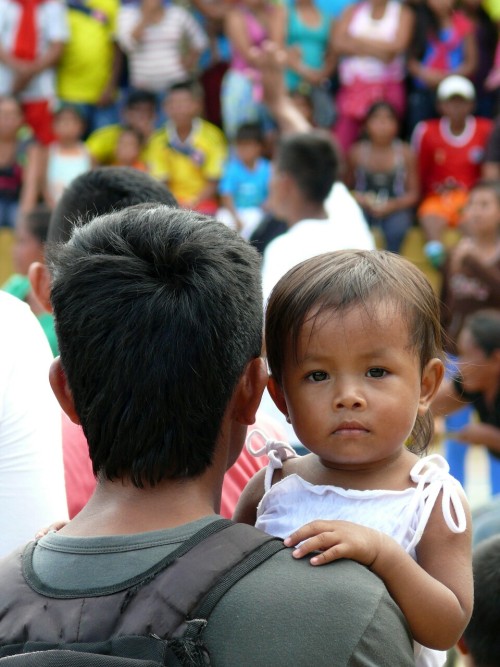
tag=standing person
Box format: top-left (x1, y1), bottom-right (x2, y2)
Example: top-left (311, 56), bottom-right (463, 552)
top-left (440, 181), bottom-right (500, 494)
top-left (0, 290), bottom-right (67, 558)
top-left (0, 205), bottom-right (415, 666)
top-left (57, 0), bottom-right (122, 136)
top-left (221, 0), bottom-right (285, 140)
top-left (236, 249), bottom-right (472, 667)
top-left (0, 0), bottom-right (68, 146)
top-left (44, 105), bottom-right (92, 208)
top-left (347, 101), bottom-right (419, 254)
top-left (117, 0), bottom-right (208, 118)
top-left (412, 75), bottom-right (492, 268)
top-left (407, 0), bottom-right (478, 134)
top-left (332, 0), bottom-right (414, 154)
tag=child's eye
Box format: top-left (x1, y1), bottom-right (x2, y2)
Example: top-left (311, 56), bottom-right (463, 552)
top-left (366, 368), bottom-right (387, 378)
top-left (307, 371), bottom-right (328, 382)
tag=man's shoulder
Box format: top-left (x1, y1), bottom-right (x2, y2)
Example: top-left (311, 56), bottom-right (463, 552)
top-left (195, 120), bottom-right (227, 146)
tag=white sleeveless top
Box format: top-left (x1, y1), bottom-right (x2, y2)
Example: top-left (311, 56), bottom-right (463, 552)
top-left (247, 431), bottom-right (467, 667)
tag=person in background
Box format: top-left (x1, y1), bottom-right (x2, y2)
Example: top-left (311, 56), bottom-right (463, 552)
top-left (0, 95), bottom-right (41, 221)
top-left (218, 122), bottom-right (271, 240)
top-left (439, 181), bottom-right (500, 495)
top-left (117, 0), bottom-right (208, 119)
top-left (57, 0), bottom-right (121, 136)
top-left (332, 0), bottom-right (414, 154)
top-left (148, 80), bottom-right (227, 215)
top-left (347, 100), bottom-right (419, 254)
top-left (44, 105), bottom-right (92, 208)
top-left (0, 0), bottom-right (68, 146)
top-left (407, 0), bottom-right (478, 134)
top-left (412, 75), bottom-right (492, 268)
top-left (2, 205), bottom-right (57, 355)
top-left (113, 126), bottom-right (146, 171)
top-left (86, 89), bottom-right (158, 167)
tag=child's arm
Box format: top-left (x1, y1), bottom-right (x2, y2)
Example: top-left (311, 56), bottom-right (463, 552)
top-left (285, 492), bottom-right (473, 650)
top-left (445, 423), bottom-right (500, 453)
top-left (220, 193), bottom-right (244, 234)
top-left (232, 467), bottom-right (267, 526)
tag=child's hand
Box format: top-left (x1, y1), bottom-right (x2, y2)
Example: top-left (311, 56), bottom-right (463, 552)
top-left (34, 519), bottom-right (69, 540)
top-left (284, 519), bottom-right (385, 567)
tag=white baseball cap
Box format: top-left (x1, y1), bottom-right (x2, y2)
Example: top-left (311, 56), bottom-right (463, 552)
top-left (437, 75), bottom-right (475, 101)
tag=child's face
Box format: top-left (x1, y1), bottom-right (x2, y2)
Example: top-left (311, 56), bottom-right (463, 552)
top-left (236, 139), bottom-right (262, 166)
top-left (270, 301), bottom-right (440, 470)
top-left (426, 0), bottom-right (455, 16)
top-left (0, 99), bottom-right (23, 139)
top-left (165, 91), bottom-right (200, 126)
top-left (366, 107), bottom-right (398, 145)
top-left (438, 96), bottom-right (474, 125)
top-left (54, 110), bottom-right (85, 143)
top-left (116, 131), bottom-right (141, 165)
top-left (463, 188), bottom-right (500, 236)
top-left (457, 328), bottom-right (500, 394)
top-left (13, 222), bottom-right (44, 276)
top-left (124, 103), bottom-right (156, 136)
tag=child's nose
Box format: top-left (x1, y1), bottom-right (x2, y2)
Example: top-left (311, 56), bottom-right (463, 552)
top-left (332, 379), bottom-right (366, 410)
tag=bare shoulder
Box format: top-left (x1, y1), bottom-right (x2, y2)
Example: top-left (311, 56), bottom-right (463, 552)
top-left (232, 467), bottom-right (267, 524)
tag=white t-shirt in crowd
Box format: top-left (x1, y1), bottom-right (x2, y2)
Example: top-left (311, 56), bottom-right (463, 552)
top-left (0, 292), bottom-right (67, 557)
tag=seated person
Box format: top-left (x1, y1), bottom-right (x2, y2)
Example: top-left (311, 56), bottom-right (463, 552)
top-left (217, 122), bottom-right (271, 240)
top-left (86, 89), bottom-right (158, 167)
top-left (148, 80), bottom-right (227, 215)
top-left (412, 75), bottom-right (492, 268)
top-left (0, 203), bottom-right (415, 665)
top-left (113, 126), bottom-right (146, 171)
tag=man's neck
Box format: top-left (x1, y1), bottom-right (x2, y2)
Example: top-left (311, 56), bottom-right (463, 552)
top-left (286, 202), bottom-right (328, 227)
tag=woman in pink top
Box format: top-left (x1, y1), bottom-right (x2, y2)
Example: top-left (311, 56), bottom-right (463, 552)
top-left (333, 0), bottom-right (414, 154)
top-left (221, 0), bottom-right (285, 139)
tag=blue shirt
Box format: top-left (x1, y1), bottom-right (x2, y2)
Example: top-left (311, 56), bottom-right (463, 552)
top-left (220, 156), bottom-right (271, 209)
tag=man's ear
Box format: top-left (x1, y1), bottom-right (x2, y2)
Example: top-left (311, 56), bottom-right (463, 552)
top-left (49, 357), bottom-right (80, 425)
top-left (233, 357), bottom-right (269, 425)
top-left (29, 261), bottom-right (52, 312)
top-left (418, 358), bottom-right (445, 416)
top-left (267, 376), bottom-right (289, 418)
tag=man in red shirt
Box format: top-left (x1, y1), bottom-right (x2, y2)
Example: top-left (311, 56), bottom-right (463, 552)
top-left (412, 75), bottom-right (492, 267)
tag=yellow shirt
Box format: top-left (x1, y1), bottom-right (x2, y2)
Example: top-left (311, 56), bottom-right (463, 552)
top-left (57, 0), bottom-right (118, 104)
top-left (148, 119), bottom-right (227, 203)
top-left (86, 125), bottom-right (161, 165)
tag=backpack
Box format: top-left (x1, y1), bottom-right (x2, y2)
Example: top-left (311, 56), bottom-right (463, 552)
top-left (0, 519), bottom-right (286, 667)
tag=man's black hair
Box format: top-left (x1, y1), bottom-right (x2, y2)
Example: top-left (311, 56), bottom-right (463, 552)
top-left (47, 205), bottom-right (263, 487)
top-left (463, 536), bottom-right (500, 666)
top-left (235, 123), bottom-right (265, 144)
top-left (166, 79), bottom-right (203, 98)
top-left (275, 132), bottom-right (338, 204)
top-left (48, 167), bottom-right (178, 244)
top-left (124, 89), bottom-right (157, 109)
top-left (25, 204), bottom-right (52, 245)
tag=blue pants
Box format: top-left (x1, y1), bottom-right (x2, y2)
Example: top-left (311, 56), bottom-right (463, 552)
top-left (366, 208), bottom-right (413, 254)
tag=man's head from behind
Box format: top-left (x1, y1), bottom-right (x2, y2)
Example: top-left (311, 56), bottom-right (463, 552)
top-left (47, 205), bottom-right (264, 487)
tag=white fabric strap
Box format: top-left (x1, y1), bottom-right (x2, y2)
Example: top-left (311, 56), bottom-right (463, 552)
top-left (405, 454), bottom-right (467, 554)
top-left (246, 429), bottom-right (297, 492)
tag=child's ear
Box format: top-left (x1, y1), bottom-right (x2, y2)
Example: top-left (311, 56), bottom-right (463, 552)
top-left (49, 358), bottom-right (81, 425)
top-left (267, 376), bottom-right (289, 419)
top-left (29, 261), bottom-right (52, 312)
top-left (418, 358), bottom-right (445, 415)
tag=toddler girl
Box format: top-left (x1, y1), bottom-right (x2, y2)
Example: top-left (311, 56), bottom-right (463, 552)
top-left (235, 249), bottom-right (472, 667)
top-left (347, 101), bottom-right (418, 254)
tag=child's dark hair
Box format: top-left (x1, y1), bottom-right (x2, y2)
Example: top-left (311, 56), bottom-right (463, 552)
top-left (47, 204), bottom-right (263, 487)
top-left (463, 309), bottom-right (500, 357)
top-left (167, 79), bottom-right (203, 99)
top-left (235, 122), bottom-right (264, 144)
top-left (54, 103), bottom-right (86, 124)
top-left (125, 89), bottom-right (157, 110)
top-left (462, 536), bottom-right (500, 666)
top-left (275, 132), bottom-right (339, 204)
top-left (266, 250), bottom-right (443, 453)
top-left (365, 100), bottom-right (399, 124)
top-left (25, 204), bottom-right (51, 245)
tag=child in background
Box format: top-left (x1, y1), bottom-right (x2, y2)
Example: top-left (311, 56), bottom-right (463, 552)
top-left (0, 95), bottom-right (41, 222)
top-left (1, 205), bottom-right (57, 355)
top-left (45, 105), bottom-right (92, 208)
top-left (347, 101), bottom-right (418, 254)
top-left (439, 182), bottom-right (500, 494)
top-left (412, 75), bottom-right (492, 268)
top-left (113, 126), bottom-right (146, 171)
top-left (407, 0), bottom-right (478, 133)
top-left (235, 250), bottom-right (472, 667)
top-left (218, 122), bottom-right (271, 239)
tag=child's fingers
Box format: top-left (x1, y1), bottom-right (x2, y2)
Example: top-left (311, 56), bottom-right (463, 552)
top-left (289, 530), bottom-right (343, 560)
top-left (284, 520), bottom-right (340, 547)
top-left (34, 519), bottom-right (68, 540)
